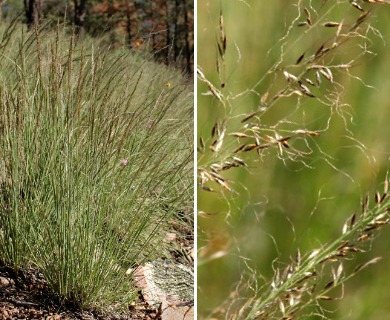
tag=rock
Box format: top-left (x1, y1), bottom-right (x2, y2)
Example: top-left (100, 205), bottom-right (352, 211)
top-left (188, 248), bottom-right (194, 259)
top-left (0, 307), bottom-right (10, 317)
top-left (133, 259), bottom-right (193, 320)
top-left (0, 276), bottom-right (14, 287)
top-left (160, 300), bottom-right (194, 320)
top-left (165, 233), bottom-right (177, 242)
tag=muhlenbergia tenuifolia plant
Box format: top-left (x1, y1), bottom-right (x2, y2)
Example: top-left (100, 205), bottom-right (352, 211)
top-left (0, 20), bottom-right (193, 312)
top-left (198, 0), bottom-right (390, 319)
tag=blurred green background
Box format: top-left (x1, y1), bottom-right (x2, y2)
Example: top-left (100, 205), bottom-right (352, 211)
top-left (198, 0), bottom-right (390, 319)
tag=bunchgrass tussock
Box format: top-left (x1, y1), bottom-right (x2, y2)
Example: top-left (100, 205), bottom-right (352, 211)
top-left (0, 19), bottom-right (193, 313)
top-left (198, 0), bottom-right (390, 319)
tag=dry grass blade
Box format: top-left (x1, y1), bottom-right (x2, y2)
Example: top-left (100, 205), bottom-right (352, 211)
top-left (296, 52), bottom-right (305, 64)
top-left (349, 10), bottom-right (371, 31)
top-left (219, 10), bottom-right (227, 58)
top-left (323, 21), bottom-right (341, 28)
top-left (351, 1), bottom-right (365, 11)
top-left (353, 257), bottom-right (382, 273)
top-left (241, 111), bottom-right (260, 123)
top-left (197, 68), bottom-right (224, 103)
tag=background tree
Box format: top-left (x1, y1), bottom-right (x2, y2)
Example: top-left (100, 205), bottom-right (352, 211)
top-left (181, 0), bottom-right (192, 73)
top-left (73, 0), bottom-right (88, 35)
top-left (23, 0), bottom-right (43, 27)
top-left (5, 0), bottom-right (193, 73)
top-left (0, 0), bottom-right (6, 20)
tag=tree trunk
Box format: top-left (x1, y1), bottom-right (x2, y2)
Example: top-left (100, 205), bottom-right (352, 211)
top-left (36, 0), bottom-right (43, 22)
top-left (165, 0), bottom-right (171, 65)
top-left (24, 0), bottom-right (41, 28)
top-left (182, 0), bottom-right (192, 73)
top-left (0, 0), bottom-right (6, 20)
top-left (173, 0), bottom-right (180, 63)
top-left (74, 0), bottom-right (87, 36)
top-left (125, 1), bottom-right (132, 48)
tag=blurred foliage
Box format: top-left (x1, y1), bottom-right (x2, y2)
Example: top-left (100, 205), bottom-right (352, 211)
top-left (198, 1), bottom-right (390, 319)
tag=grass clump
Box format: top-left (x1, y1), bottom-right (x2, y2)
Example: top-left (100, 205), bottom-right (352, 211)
top-left (198, 0), bottom-right (390, 319)
top-left (0, 20), bottom-right (193, 312)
